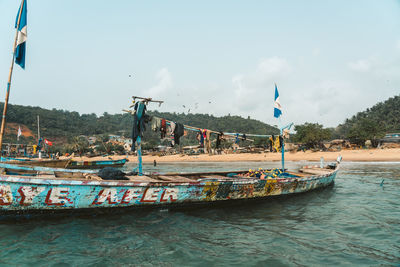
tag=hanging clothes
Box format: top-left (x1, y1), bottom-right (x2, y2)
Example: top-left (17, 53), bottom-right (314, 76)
top-left (279, 135), bottom-right (283, 149)
top-left (131, 102), bottom-right (147, 151)
top-left (173, 122), bottom-right (185, 145)
top-left (37, 138), bottom-right (43, 151)
top-left (269, 136), bottom-right (274, 152)
top-left (169, 122), bottom-right (176, 146)
top-left (274, 136), bottom-right (280, 152)
top-left (235, 133), bottom-right (239, 144)
top-left (202, 129), bottom-right (207, 152)
top-left (151, 117), bottom-right (161, 132)
top-left (160, 119), bottom-right (167, 139)
top-left (206, 130), bottom-right (211, 153)
top-left (216, 132), bottom-right (223, 149)
top-left (197, 130), bottom-right (204, 148)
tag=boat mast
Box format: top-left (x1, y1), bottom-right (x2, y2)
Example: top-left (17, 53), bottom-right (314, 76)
top-left (128, 96), bottom-right (163, 175)
top-left (280, 122), bottom-right (294, 171)
top-left (0, 0), bottom-right (25, 153)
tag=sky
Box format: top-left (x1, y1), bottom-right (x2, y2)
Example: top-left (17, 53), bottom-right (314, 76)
top-left (0, 0), bottom-right (399, 128)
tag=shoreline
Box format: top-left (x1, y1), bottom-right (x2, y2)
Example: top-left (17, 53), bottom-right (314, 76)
top-left (68, 148), bottom-right (400, 163)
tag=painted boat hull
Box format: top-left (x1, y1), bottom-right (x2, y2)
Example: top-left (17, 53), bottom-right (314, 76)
top-left (65, 159), bottom-right (127, 169)
top-left (3, 159), bottom-right (71, 168)
top-left (0, 168), bottom-right (338, 214)
top-left (0, 162), bottom-right (97, 177)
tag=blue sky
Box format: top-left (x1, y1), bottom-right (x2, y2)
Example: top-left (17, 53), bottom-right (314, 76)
top-left (0, 0), bottom-right (399, 127)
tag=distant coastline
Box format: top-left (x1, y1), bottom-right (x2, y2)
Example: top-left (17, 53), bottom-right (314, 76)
top-left (65, 148), bottom-right (400, 163)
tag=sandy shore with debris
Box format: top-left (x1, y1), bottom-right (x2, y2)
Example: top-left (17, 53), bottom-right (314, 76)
top-left (70, 148), bottom-right (400, 163)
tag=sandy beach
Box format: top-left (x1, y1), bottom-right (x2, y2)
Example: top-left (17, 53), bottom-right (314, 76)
top-left (70, 148), bottom-right (400, 163)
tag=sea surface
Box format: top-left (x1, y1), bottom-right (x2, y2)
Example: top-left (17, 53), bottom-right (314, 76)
top-left (0, 161), bottom-right (399, 266)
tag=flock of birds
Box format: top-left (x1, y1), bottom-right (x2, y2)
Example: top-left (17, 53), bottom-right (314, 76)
top-left (128, 73), bottom-right (213, 114)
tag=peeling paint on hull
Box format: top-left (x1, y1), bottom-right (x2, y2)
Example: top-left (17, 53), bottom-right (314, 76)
top-left (0, 170), bottom-right (337, 214)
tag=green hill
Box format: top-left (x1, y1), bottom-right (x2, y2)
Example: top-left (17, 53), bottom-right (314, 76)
top-left (0, 103), bottom-right (279, 146)
top-left (336, 95), bottom-right (400, 144)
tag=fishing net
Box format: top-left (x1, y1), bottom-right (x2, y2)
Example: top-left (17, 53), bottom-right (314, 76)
top-left (242, 168), bottom-right (283, 179)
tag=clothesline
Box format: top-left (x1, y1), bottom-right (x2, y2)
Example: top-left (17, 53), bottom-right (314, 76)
top-left (224, 133), bottom-right (274, 138)
top-left (123, 109), bottom-right (277, 138)
top-left (158, 117), bottom-right (274, 139)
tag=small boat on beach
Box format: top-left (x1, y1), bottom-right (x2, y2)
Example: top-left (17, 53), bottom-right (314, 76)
top-left (0, 97), bottom-right (341, 216)
top-left (66, 158), bottom-right (127, 170)
top-left (1, 157), bottom-right (127, 170)
top-left (1, 157), bottom-right (71, 168)
top-left (0, 162), bottom-right (339, 215)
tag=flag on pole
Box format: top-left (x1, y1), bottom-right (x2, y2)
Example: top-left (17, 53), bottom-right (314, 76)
top-left (44, 139), bottom-right (53, 146)
top-left (15, 0), bottom-right (27, 69)
top-left (274, 84), bottom-right (282, 118)
top-left (17, 125), bottom-right (22, 140)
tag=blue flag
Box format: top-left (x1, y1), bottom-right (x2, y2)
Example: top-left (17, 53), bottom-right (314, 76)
top-left (15, 0), bottom-right (27, 69)
top-left (274, 84), bottom-right (282, 118)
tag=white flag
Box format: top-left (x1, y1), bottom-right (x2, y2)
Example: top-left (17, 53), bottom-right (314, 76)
top-left (17, 125), bottom-right (22, 140)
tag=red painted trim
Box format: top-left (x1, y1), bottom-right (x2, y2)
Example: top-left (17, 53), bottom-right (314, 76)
top-left (45, 188), bottom-right (69, 206)
top-left (92, 189), bottom-right (104, 205)
top-left (18, 187), bottom-right (26, 205)
top-left (0, 188), bottom-right (12, 205)
top-left (159, 189), bottom-right (167, 202)
top-left (92, 189), bottom-right (118, 205)
top-left (140, 188), bottom-right (161, 203)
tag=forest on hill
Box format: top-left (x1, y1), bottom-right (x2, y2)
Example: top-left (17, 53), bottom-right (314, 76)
top-left (335, 95), bottom-right (400, 145)
top-left (0, 103), bottom-right (279, 146)
top-left (292, 95), bottom-right (400, 148)
top-left (1, 94), bottom-right (399, 150)
top-left (337, 95), bottom-right (400, 132)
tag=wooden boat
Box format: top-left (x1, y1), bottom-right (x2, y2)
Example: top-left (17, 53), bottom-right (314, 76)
top-left (0, 162), bottom-right (97, 177)
top-left (0, 162), bottom-right (339, 215)
top-left (1, 157), bottom-right (126, 170)
top-left (66, 158), bottom-right (127, 169)
top-left (2, 158), bottom-right (71, 168)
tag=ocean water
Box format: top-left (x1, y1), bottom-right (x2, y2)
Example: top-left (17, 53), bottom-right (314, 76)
top-left (0, 161), bottom-right (399, 266)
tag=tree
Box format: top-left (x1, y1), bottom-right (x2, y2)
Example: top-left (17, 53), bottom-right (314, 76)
top-left (336, 95), bottom-right (400, 136)
top-left (72, 136), bottom-right (90, 155)
top-left (293, 123), bottom-right (332, 149)
top-left (254, 137), bottom-right (268, 147)
top-left (346, 117), bottom-right (385, 147)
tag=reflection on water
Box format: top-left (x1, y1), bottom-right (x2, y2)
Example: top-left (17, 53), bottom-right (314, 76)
top-left (0, 161), bottom-right (399, 266)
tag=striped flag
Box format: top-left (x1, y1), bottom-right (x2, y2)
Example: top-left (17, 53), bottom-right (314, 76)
top-left (15, 0), bottom-right (27, 69)
top-left (274, 84), bottom-right (282, 118)
top-left (17, 125), bottom-right (22, 140)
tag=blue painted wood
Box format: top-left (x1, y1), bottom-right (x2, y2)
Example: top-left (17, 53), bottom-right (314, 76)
top-left (135, 102), bottom-right (145, 175)
top-left (68, 159), bottom-right (126, 167)
top-left (1, 156), bottom-right (31, 162)
top-left (0, 168), bottom-right (338, 213)
top-left (0, 162), bottom-right (97, 174)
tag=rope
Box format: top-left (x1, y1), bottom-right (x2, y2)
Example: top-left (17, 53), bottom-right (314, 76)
top-left (159, 117), bottom-right (273, 138)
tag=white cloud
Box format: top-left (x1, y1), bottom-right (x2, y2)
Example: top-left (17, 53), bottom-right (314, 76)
top-left (312, 48), bottom-right (321, 56)
top-left (144, 53), bottom-right (399, 129)
top-left (231, 57), bottom-right (291, 111)
top-left (147, 68), bottom-right (173, 98)
top-left (257, 57), bottom-right (291, 76)
top-left (348, 59), bottom-right (371, 72)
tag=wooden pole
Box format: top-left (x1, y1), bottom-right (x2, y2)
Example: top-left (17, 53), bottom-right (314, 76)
top-left (0, 0), bottom-right (25, 154)
top-left (281, 130), bottom-right (285, 172)
top-left (37, 115), bottom-right (40, 140)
